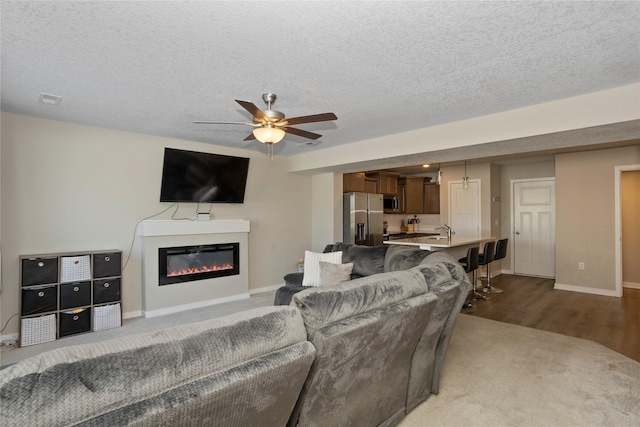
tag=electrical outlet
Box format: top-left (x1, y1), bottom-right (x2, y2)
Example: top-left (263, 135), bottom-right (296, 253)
top-left (0, 339), bottom-right (17, 350)
top-left (578, 262), bottom-right (585, 270)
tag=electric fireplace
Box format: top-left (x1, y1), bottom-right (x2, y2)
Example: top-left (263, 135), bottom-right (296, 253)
top-left (158, 243), bottom-right (240, 286)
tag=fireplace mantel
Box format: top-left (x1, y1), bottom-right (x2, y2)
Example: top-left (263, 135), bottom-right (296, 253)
top-left (139, 219), bottom-right (250, 237)
top-left (138, 219), bottom-right (250, 318)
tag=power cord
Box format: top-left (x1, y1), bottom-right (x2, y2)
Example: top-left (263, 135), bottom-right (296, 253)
top-left (0, 313), bottom-right (19, 333)
top-left (122, 203), bottom-right (180, 271)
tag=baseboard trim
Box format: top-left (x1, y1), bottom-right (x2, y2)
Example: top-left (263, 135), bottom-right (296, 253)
top-left (553, 283), bottom-right (618, 297)
top-left (250, 284), bottom-right (282, 294)
top-left (142, 293), bottom-right (251, 318)
top-left (623, 281), bottom-right (640, 290)
top-left (122, 310), bottom-right (142, 320)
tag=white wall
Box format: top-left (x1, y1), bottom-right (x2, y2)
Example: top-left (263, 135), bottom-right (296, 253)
top-left (555, 146), bottom-right (640, 295)
top-left (288, 84), bottom-right (640, 173)
top-left (0, 112), bottom-right (312, 336)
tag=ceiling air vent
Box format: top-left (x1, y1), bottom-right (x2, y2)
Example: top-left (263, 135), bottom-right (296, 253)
top-left (39, 93), bottom-right (62, 105)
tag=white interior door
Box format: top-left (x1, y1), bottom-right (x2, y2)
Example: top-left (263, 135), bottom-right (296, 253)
top-left (449, 180), bottom-right (480, 238)
top-left (513, 179), bottom-right (556, 277)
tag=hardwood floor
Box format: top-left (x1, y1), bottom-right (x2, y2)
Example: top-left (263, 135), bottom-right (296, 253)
top-left (462, 274), bottom-right (640, 362)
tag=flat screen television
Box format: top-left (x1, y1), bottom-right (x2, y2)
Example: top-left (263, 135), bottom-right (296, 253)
top-left (159, 148), bottom-right (250, 203)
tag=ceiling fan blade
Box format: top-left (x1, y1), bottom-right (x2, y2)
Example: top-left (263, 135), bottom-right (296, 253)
top-left (235, 100), bottom-right (268, 122)
top-left (282, 112), bottom-right (337, 126)
top-left (284, 127), bottom-right (322, 140)
top-left (243, 132), bottom-right (256, 141)
top-left (193, 121), bottom-right (258, 126)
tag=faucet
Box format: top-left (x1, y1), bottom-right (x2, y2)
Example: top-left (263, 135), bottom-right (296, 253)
top-left (435, 224), bottom-right (452, 240)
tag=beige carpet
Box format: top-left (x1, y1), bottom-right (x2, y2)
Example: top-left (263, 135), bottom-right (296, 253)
top-left (400, 314), bottom-right (640, 427)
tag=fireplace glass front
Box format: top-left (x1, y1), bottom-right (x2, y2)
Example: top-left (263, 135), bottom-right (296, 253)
top-left (158, 243), bottom-right (240, 286)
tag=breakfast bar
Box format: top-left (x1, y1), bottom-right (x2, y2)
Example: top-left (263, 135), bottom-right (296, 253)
top-left (384, 235), bottom-right (492, 260)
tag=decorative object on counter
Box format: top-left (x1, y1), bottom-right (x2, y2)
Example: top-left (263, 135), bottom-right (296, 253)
top-left (408, 215), bottom-right (421, 232)
top-left (400, 219), bottom-right (408, 232)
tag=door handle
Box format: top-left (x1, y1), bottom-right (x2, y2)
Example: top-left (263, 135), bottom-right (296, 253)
top-left (515, 231), bottom-right (520, 235)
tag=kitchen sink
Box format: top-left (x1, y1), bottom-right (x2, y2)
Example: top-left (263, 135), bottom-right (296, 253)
top-left (426, 236), bottom-right (450, 240)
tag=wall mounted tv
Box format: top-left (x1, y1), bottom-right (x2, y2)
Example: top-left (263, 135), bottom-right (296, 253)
top-left (159, 148), bottom-right (250, 203)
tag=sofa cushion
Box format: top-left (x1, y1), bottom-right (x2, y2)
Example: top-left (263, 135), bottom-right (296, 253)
top-left (384, 245), bottom-right (432, 272)
top-left (292, 268), bottom-right (428, 339)
top-left (319, 261), bottom-right (353, 286)
top-left (0, 306), bottom-right (316, 427)
top-left (302, 250), bottom-right (343, 287)
top-left (289, 271), bottom-right (438, 427)
top-left (330, 242), bottom-right (388, 277)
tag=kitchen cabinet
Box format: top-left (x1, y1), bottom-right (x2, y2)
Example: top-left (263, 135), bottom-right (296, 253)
top-left (366, 172), bottom-right (399, 195)
top-left (397, 178), bottom-right (406, 214)
top-left (405, 177), bottom-right (425, 214)
top-left (343, 173), bottom-right (365, 192)
top-left (343, 173), bottom-right (378, 194)
top-left (364, 177), bottom-right (378, 193)
top-left (424, 182), bottom-right (440, 214)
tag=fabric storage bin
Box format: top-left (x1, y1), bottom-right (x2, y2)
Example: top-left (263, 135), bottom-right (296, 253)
top-left (93, 252), bottom-right (122, 278)
top-left (60, 281), bottom-right (91, 310)
top-left (93, 303), bottom-right (122, 331)
top-left (59, 308), bottom-right (91, 337)
top-left (93, 278), bottom-right (121, 304)
top-left (21, 314), bottom-right (56, 346)
top-left (60, 255), bottom-right (91, 282)
top-left (21, 285), bottom-right (57, 316)
top-left (21, 257), bottom-right (58, 286)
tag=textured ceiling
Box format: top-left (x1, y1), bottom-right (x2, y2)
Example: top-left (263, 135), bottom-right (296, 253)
top-left (2, 1), bottom-right (639, 157)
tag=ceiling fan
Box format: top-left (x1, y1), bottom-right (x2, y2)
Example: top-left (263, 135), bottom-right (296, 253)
top-left (194, 93), bottom-right (337, 153)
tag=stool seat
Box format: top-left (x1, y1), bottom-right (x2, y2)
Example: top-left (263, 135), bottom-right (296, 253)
top-left (458, 246), bottom-right (484, 304)
top-left (481, 239), bottom-right (508, 294)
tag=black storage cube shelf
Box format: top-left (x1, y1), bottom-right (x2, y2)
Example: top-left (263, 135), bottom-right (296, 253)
top-left (21, 257), bottom-right (58, 286)
top-left (21, 285), bottom-right (57, 316)
top-left (93, 252), bottom-right (122, 278)
top-left (60, 281), bottom-right (91, 310)
top-left (59, 308), bottom-right (91, 337)
top-left (20, 250), bottom-right (123, 346)
top-left (93, 278), bottom-right (121, 304)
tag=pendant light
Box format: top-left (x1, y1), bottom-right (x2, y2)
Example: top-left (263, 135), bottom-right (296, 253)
top-left (462, 160), bottom-right (469, 189)
top-left (437, 170), bottom-right (442, 185)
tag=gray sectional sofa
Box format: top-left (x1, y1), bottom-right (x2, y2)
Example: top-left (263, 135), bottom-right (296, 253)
top-left (1, 243), bottom-right (471, 427)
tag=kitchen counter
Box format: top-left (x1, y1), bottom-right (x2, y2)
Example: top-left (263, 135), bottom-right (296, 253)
top-left (384, 236), bottom-right (495, 259)
top-left (384, 231), bottom-right (440, 240)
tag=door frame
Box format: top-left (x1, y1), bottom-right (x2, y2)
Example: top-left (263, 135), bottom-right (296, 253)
top-left (510, 177), bottom-right (556, 276)
top-left (615, 164), bottom-right (640, 298)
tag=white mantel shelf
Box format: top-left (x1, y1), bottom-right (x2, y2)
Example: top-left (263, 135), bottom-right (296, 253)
top-left (138, 219), bottom-right (250, 237)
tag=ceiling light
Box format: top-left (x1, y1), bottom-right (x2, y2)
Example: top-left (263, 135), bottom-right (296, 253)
top-left (252, 125), bottom-right (285, 144)
top-left (422, 164), bottom-right (430, 168)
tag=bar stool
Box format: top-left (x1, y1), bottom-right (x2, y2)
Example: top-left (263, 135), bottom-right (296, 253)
top-left (483, 238), bottom-right (508, 294)
top-left (478, 240), bottom-right (496, 294)
top-left (458, 246), bottom-right (485, 303)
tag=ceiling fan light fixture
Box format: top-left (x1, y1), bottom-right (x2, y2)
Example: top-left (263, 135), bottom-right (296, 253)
top-left (253, 126), bottom-right (285, 144)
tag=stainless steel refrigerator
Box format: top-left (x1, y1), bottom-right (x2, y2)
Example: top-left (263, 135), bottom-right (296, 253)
top-left (343, 192), bottom-right (384, 246)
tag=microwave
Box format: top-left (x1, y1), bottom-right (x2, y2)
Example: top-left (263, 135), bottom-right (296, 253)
top-left (383, 194), bottom-right (399, 213)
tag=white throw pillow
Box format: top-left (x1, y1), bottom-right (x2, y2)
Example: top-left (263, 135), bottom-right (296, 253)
top-left (302, 250), bottom-right (343, 287)
top-left (319, 261), bottom-right (354, 286)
